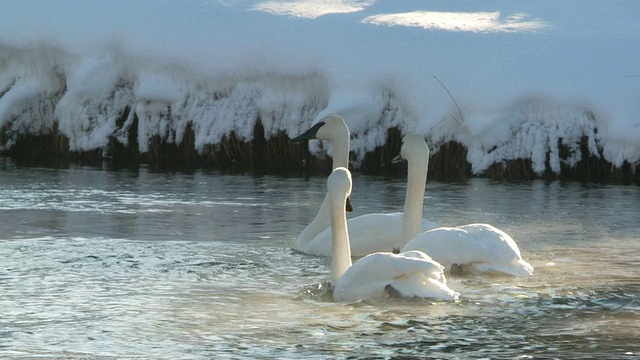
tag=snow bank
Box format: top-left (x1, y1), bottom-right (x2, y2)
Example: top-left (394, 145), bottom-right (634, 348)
top-left (0, 45), bottom-right (63, 147)
top-left (427, 97), bottom-right (600, 175)
top-left (0, 0), bottom-right (638, 175)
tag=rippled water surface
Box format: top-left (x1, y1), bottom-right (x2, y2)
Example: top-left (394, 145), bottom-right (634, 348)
top-left (1, 160), bottom-right (639, 359)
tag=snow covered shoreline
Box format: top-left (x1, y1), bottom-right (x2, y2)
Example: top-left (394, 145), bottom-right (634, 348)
top-left (0, 44), bottom-right (637, 183)
top-left (1, 0), bottom-right (639, 182)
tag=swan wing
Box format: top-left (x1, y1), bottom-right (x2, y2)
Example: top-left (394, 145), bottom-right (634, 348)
top-left (402, 227), bottom-right (486, 267)
top-left (402, 224), bottom-right (534, 276)
top-left (457, 224), bottom-right (533, 276)
top-left (458, 224), bottom-right (522, 259)
top-left (333, 251), bottom-right (459, 302)
top-left (471, 258), bottom-right (534, 277)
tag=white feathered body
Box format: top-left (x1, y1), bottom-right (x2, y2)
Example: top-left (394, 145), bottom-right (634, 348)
top-left (324, 166), bottom-right (459, 303)
top-left (333, 250), bottom-right (459, 302)
top-left (401, 223), bottom-right (534, 277)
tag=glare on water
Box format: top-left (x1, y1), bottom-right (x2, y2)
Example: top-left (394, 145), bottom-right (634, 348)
top-left (0, 161), bottom-right (639, 359)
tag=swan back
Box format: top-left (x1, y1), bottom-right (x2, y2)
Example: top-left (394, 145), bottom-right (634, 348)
top-left (327, 167), bottom-right (353, 284)
top-left (458, 224), bottom-right (533, 276)
top-left (333, 251), bottom-right (459, 302)
top-left (402, 223), bottom-right (534, 276)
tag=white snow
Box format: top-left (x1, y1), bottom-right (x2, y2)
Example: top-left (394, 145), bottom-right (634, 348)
top-left (0, 0), bottom-right (639, 174)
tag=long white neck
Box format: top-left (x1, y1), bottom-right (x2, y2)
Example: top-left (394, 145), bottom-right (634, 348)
top-left (330, 193), bottom-right (352, 285)
top-left (297, 126), bottom-right (350, 248)
top-left (401, 156), bottom-right (428, 242)
top-left (330, 130), bottom-right (350, 170)
top-left (296, 193), bottom-right (331, 248)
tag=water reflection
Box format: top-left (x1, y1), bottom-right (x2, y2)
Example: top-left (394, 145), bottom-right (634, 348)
top-left (0, 162), bottom-right (639, 358)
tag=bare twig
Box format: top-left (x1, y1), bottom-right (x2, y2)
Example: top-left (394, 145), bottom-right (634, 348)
top-left (433, 75), bottom-right (465, 124)
top-left (428, 114), bottom-right (456, 133)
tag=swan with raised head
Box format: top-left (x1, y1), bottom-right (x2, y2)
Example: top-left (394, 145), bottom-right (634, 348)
top-left (401, 223), bottom-right (534, 277)
top-left (326, 167), bottom-right (459, 302)
top-left (292, 117), bottom-right (437, 256)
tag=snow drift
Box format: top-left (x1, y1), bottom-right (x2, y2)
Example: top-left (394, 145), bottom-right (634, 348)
top-left (0, 0), bottom-right (638, 176)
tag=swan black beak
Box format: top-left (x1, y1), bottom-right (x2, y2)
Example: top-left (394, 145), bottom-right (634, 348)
top-left (291, 121), bottom-right (325, 142)
top-left (391, 154), bottom-right (405, 164)
top-left (345, 196), bottom-right (353, 212)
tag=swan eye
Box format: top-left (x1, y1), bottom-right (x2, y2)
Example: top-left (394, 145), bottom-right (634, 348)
top-left (345, 196), bottom-right (354, 212)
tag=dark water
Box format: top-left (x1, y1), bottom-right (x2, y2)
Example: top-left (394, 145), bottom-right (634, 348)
top-left (1, 160), bottom-right (639, 359)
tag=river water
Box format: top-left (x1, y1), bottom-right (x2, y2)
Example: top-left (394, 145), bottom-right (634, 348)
top-left (1, 159), bottom-right (639, 359)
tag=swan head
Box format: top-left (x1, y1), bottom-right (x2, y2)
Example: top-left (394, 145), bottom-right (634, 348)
top-left (327, 167), bottom-right (352, 210)
top-left (392, 133), bottom-right (429, 164)
top-left (292, 115), bottom-right (350, 143)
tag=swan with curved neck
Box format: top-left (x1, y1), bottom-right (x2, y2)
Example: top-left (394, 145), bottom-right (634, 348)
top-left (293, 115), bottom-right (351, 247)
top-left (327, 167), bottom-right (459, 302)
top-left (293, 117), bottom-right (437, 256)
top-left (402, 224), bottom-right (534, 277)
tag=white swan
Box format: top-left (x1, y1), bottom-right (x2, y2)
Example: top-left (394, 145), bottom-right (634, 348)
top-left (401, 223), bottom-right (534, 277)
top-left (293, 117), bottom-right (437, 256)
top-left (326, 167), bottom-right (459, 302)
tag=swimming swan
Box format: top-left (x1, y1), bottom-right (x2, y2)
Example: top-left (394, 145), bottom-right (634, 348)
top-left (401, 223), bottom-right (534, 277)
top-left (292, 117), bottom-right (437, 256)
top-left (326, 167), bottom-right (459, 302)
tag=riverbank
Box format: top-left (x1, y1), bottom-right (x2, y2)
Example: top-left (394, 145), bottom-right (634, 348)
top-left (2, 2), bottom-right (639, 184)
top-left (2, 121), bottom-right (638, 185)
